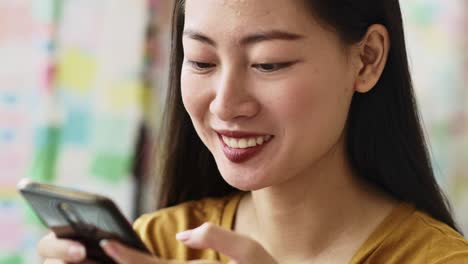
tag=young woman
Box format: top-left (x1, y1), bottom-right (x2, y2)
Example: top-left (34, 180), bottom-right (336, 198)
top-left (38, 0), bottom-right (468, 263)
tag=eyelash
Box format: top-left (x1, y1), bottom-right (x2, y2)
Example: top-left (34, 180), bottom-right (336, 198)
top-left (186, 60), bottom-right (294, 73)
top-left (188, 61), bottom-right (216, 71)
top-left (252, 62), bottom-right (294, 72)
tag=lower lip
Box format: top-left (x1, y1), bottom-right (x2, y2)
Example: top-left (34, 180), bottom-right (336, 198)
top-left (218, 135), bottom-right (271, 163)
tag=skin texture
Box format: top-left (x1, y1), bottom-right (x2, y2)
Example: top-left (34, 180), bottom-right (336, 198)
top-left (181, 0), bottom-right (356, 191)
top-left (38, 0), bottom-right (393, 263)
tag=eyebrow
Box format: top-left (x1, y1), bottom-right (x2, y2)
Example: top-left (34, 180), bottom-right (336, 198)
top-left (182, 29), bottom-right (305, 47)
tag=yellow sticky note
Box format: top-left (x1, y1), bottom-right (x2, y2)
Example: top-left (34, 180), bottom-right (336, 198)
top-left (107, 80), bottom-right (144, 111)
top-left (56, 48), bottom-right (97, 93)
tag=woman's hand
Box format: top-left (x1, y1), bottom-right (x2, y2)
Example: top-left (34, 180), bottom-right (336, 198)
top-left (37, 232), bottom-right (205, 264)
top-left (102, 223), bottom-right (278, 264)
top-left (38, 232), bottom-right (97, 263)
top-left (100, 240), bottom-right (217, 264)
top-left (176, 223), bottom-right (278, 264)
top-left (38, 223), bottom-right (277, 264)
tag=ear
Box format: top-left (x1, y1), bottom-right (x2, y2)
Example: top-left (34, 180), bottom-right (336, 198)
top-left (353, 24), bottom-right (390, 93)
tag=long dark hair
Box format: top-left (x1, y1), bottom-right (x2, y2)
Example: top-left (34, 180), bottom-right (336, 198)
top-left (156, 0), bottom-right (461, 232)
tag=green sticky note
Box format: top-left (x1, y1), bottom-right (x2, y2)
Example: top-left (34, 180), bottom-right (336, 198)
top-left (92, 117), bottom-right (136, 153)
top-left (90, 153), bottom-right (132, 183)
top-left (29, 127), bottom-right (61, 182)
top-left (52, 0), bottom-right (65, 22)
top-left (0, 254), bottom-right (23, 264)
top-left (31, 0), bottom-right (54, 22)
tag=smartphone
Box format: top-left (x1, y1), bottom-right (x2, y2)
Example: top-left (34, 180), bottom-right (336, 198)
top-left (17, 179), bottom-right (150, 263)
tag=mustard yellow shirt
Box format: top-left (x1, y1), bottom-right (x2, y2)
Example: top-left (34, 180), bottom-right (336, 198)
top-left (133, 193), bottom-right (468, 263)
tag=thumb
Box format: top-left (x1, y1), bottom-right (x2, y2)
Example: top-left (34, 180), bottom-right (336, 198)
top-left (100, 240), bottom-right (160, 264)
top-left (176, 223), bottom-right (277, 264)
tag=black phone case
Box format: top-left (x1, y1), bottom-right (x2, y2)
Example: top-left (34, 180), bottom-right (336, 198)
top-left (18, 180), bottom-right (150, 264)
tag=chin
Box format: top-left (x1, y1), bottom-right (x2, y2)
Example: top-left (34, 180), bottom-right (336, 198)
top-left (220, 172), bottom-right (271, 191)
top-left (213, 152), bottom-right (277, 191)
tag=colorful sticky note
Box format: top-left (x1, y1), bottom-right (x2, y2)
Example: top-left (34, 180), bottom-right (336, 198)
top-left (61, 108), bottom-right (92, 145)
top-left (30, 126), bottom-right (61, 182)
top-left (52, 0), bottom-right (65, 22)
top-left (0, 128), bottom-right (16, 144)
top-left (0, 92), bottom-right (18, 105)
top-left (31, 0), bottom-right (54, 22)
top-left (56, 48), bottom-right (97, 93)
top-left (91, 117), bottom-right (138, 153)
top-left (0, 254), bottom-right (23, 264)
top-left (90, 152), bottom-right (132, 183)
top-left (106, 80), bottom-right (144, 112)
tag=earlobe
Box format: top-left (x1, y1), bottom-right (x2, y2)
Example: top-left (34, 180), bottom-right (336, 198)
top-left (354, 24), bottom-right (390, 93)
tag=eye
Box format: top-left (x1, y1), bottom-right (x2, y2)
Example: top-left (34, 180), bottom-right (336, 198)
top-left (187, 60), bottom-right (216, 72)
top-left (252, 62), bottom-right (294, 73)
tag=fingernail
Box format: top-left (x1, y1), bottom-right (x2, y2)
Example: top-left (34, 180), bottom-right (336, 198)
top-left (68, 245), bottom-right (85, 260)
top-left (100, 240), bottom-right (118, 257)
top-left (99, 239), bottom-right (108, 249)
top-left (176, 230), bottom-right (192, 241)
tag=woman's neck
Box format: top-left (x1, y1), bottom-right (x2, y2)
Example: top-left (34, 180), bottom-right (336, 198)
top-left (234, 141), bottom-right (398, 263)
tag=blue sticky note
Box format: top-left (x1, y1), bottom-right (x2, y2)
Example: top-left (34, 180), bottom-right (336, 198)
top-left (0, 93), bottom-right (18, 105)
top-left (0, 129), bottom-right (16, 143)
top-left (61, 109), bottom-right (92, 145)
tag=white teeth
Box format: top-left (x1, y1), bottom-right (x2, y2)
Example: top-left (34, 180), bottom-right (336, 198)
top-left (238, 139), bottom-right (247, 148)
top-left (221, 135), bottom-right (272, 149)
top-left (230, 138), bottom-right (238, 148)
top-left (256, 137), bottom-right (264, 145)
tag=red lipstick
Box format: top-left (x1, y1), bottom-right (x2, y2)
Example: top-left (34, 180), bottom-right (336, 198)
top-left (215, 130), bottom-right (273, 163)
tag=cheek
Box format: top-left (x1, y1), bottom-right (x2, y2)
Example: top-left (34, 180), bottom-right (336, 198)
top-left (180, 72), bottom-right (214, 146)
top-left (268, 67), bottom-right (353, 140)
top-left (181, 72), bottom-right (209, 122)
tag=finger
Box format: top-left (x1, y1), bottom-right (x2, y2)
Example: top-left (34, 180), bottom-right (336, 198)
top-left (38, 233), bottom-right (86, 263)
top-left (100, 240), bottom-right (162, 264)
top-left (43, 260), bottom-right (99, 264)
top-left (176, 223), bottom-right (276, 263)
top-left (78, 260), bottom-right (101, 264)
top-left (187, 261), bottom-right (222, 264)
top-left (43, 259), bottom-right (64, 264)
top-left (162, 260), bottom-right (220, 264)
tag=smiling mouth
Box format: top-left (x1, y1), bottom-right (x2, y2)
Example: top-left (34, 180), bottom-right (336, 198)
top-left (216, 132), bottom-right (274, 163)
top-left (220, 135), bottom-right (272, 149)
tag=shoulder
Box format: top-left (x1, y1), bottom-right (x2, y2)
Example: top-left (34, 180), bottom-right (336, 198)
top-left (133, 193), bottom-right (243, 260)
top-left (410, 210), bottom-right (468, 263)
top-left (355, 203), bottom-right (468, 263)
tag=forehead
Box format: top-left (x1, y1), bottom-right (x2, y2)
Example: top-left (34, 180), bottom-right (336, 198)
top-left (183, 0), bottom-right (317, 36)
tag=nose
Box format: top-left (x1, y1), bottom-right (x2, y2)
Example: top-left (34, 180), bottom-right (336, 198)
top-left (209, 68), bottom-right (260, 121)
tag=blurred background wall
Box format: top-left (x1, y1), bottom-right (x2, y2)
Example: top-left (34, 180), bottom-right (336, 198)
top-left (0, 0), bottom-right (466, 263)
top-left (400, 0), bottom-right (468, 231)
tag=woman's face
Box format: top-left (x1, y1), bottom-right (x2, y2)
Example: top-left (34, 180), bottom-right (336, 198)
top-left (181, 0), bottom-right (357, 190)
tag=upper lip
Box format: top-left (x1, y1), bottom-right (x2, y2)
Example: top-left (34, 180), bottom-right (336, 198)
top-left (214, 129), bottom-right (271, 138)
